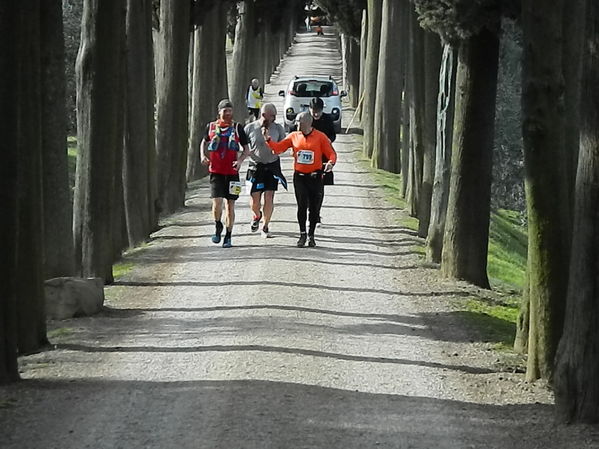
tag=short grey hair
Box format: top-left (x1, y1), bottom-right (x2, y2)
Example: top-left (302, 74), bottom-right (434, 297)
top-left (261, 103), bottom-right (277, 115)
top-left (296, 111), bottom-right (313, 126)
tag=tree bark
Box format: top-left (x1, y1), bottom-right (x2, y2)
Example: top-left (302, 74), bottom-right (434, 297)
top-left (343, 35), bottom-right (360, 108)
top-left (187, 5), bottom-right (223, 182)
top-left (41, 0), bottom-right (74, 279)
top-left (372, 0), bottom-right (403, 173)
top-left (521, 0), bottom-right (569, 381)
top-left (0, 0), bottom-right (21, 382)
top-left (418, 31), bottom-right (442, 237)
top-left (440, 29), bottom-right (499, 289)
top-left (123, 0), bottom-right (155, 247)
top-left (406, 9), bottom-right (425, 217)
top-left (155, 0), bottom-right (191, 214)
top-left (362, 0), bottom-right (381, 158)
top-left (230, 1), bottom-right (253, 112)
top-left (426, 43), bottom-right (456, 263)
top-left (15, 0), bottom-right (48, 354)
top-left (554, 1), bottom-right (599, 423)
top-left (74, 0), bottom-right (125, 281)
top-left (358, 9), bottom-right (367, 118)
top-left (561, 0), bottom-right (586, 223)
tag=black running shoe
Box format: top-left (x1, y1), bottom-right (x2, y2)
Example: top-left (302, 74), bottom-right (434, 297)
top-left (308, 235), bottom-right (316, 247)
top-left (211, 221), bottom-right (224, 244)
top-left (251, 211), bottom-right (262, 232)
top-left (297, 233), bottom-right (307, 247)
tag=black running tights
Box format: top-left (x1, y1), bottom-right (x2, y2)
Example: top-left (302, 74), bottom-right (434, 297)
top-left (293, 172), bottom-right (324, 235)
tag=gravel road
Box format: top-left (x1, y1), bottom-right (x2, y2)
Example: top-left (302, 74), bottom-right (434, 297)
top-left (1, 28), bottom-right (598, 449)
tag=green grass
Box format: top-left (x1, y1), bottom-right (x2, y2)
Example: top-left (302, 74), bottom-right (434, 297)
top-left (113, 262), bottom-right (134, 279)
top-left (48, 327), bottom-right (74, 339)
top-left (487, 209), bottom-right (527, 291)
top-left (67, 136), bottom-right (77, 190)
top-left (459, 296), bottom-right (520, 350)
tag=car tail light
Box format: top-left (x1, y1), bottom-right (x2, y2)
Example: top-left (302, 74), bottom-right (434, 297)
top-left (289, 90), bottom-right (295, 96)
top-left (332, 89), bottom-right (339, 95)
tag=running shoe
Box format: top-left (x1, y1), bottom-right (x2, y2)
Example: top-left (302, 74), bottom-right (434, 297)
top-left (297, 233), bottom-right (307, 247)
top-left (250, 211), bottom-right (262, 232)
top-left (211, 221), bottom-right (224, 244)
top-left (261, 226), bottom-right (271, 238)
top-left (222, 235), bottom-right (232, 248)
top-left (308, 235), bottom-right (316, 247)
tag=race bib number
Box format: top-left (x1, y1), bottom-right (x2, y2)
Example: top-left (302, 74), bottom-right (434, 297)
top-left (229, 181), bottom-right (242, 195)
top-left (297, 150), bottom-right (315, 165)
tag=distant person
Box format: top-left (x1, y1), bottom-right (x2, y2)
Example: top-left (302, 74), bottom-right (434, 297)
top-left (305, 15), bottom-right (311, 31)
top-left (315, 25), bottom-right (324, 36)
top-left (246, 78), bottom-right (264, 121)
top-left (309, 97), bottom-right (336, 225)
top-left (263, 112), bottom-right (337, 248)
top-left (200, 99), bottom-right (251, 248)
top-left (244, 103), bottom-right (287, 238)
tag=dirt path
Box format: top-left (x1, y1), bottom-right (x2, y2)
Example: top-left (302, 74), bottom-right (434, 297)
top-left (2, 29), bottom-right (598, 449)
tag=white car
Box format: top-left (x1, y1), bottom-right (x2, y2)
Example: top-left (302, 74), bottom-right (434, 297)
top-left (278, 75), bottom-right (346, 133)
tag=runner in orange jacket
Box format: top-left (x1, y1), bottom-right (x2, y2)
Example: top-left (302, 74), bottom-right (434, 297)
top-left (263, 111), bottom-right (337, 247)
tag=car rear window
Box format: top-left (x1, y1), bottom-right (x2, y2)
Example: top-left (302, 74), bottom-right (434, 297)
top-left (291, 81), bottom-right (335, 97)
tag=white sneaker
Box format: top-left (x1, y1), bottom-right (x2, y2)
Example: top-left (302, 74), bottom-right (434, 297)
top-left (261, 226), bottom-right (272, 238)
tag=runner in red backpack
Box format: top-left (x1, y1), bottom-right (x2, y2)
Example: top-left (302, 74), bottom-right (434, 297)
top-left (201, 99), bottom-right (251, 248)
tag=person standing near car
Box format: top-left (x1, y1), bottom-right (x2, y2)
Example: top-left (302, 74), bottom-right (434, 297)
top-left (201, 99), bottom-right (251, 248)
top-left (309, 97), bottom-right (336, 225)
top-left (263, 112), bottom-right (337, 248)
top-left (244, 103), bottom-right (287, 238)
top-left (246, 78), bottom-right (263, 121)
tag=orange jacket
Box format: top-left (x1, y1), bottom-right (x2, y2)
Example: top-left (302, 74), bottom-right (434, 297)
top-left (267, 129), bottom-right (337, 174)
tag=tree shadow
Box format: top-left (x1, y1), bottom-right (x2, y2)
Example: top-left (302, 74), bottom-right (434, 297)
top-left (1, 379), bottom-right (595, 449)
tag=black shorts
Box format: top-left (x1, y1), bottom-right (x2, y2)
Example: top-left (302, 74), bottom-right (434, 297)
top-left (210, 173), bottom-right (241, 200)
top-left (246, 161), bottom-right (280, 193)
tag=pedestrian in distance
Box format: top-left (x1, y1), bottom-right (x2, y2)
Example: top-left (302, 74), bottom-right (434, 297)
top-left (309, 97), bottom-right (336, 226)
top-left (246, 78), bottom-right (264, 121)
top-left (263, 111), bottom-right (337, 248)
top-left (244, 103), bottom-right (288, 238)
top-left (201, 99), bottom-right (251, 248)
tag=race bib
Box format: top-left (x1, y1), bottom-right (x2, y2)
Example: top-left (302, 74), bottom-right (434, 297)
top-left (229, 181), bottom-right (242, 195)
top-left (297, 150), bottom-right (315, 165)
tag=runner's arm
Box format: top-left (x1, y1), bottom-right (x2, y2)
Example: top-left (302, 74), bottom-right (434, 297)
top-left (266, 135), bottom-right (294, 154)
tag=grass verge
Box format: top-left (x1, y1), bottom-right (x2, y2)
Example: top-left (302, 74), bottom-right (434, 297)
top-left (113, 262), bottom-right (134, 279)
top-left (357, 149), bottom-right (527, 351)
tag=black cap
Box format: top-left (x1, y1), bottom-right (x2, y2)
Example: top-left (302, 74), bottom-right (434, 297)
top-left (310, 97), bottom-right (324, 111)
top-left (217, 99), bottom-right (233, 111)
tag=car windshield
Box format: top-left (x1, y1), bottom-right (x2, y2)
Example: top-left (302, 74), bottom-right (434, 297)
top-left (291, 80), bottom-right (335, 97)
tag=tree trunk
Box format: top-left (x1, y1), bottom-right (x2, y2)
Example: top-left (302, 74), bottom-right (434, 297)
top-left (561, 0), bottom-right (586, 224)
top-left (426, 43), bottom-right (457, 263)
top-left (372, 0), bottom-right (403, 173)
top-left (362, 0), bottom-right (381, 158)
top-left (344, 36), bottom-right (360, 108)
top-left (187, 5), bottom-right (223, 182)
top-left (123, 0), bottom-right (154, 247)
top-left (358, 9), bottom-right (367, 118)
top-left (74, 0), bottom-right (125, 281)
top-left (401, 85), bottom-right (410, 198)
top-left (554, 2), bottom-right (599, 423)
top-left (406, 9), bottom-right (425, 217)
top-left (440, 29), bottom-right (499, 289)
top-left (0, 0), bottom-right (22, 382)
top-left (213, 2), bottom-right (229, 103)
top-left (521, 0), bottom-right (569, 381)
top-left (514, 272), bottom-right (530, 353)
top-left (155, 0), bottom-right (191, 214)
top-left (230, 0), bottom-right (253, 111)
top-left (15, 0), bottom-right (48, 354)
top-left (41, 0), bottom-right (74, 279)
top-left (418, 31), bottom-right (442, 237)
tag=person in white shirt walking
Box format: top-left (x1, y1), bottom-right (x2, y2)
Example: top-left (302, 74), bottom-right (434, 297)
top-left (246, 78), bottom-right (264, 121)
